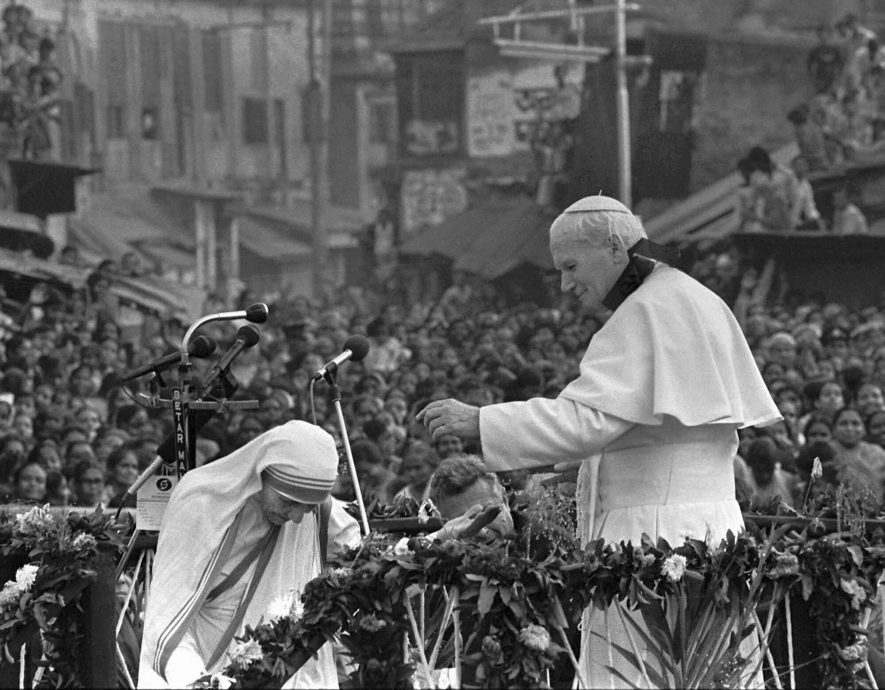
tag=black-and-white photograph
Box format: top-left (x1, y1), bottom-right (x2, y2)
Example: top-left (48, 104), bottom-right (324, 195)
top-left (1, 1), bottom-right (885, 688)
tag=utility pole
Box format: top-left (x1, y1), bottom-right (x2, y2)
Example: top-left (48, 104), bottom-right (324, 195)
top-left (308, 0), bottom-right (331, 302)
top-left (614, 0), bottom-right (631, 206)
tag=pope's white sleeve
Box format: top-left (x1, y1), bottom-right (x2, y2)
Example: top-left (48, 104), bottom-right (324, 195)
top-left (479, 397), bottom-right (633, 472)
top-left (163, 631), bottom-right (206, 688)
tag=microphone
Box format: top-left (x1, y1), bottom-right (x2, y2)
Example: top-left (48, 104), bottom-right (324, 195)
top-left (122, 330), bottom-right (260, 500)
top-left (121, 335), bottom-right (216, 382)
top-left (311, 335), bottom-right (370, 383)
top-left (202, 324), bottom-right (262, 392)
top-left (181, 303), bottom-right (268, 352)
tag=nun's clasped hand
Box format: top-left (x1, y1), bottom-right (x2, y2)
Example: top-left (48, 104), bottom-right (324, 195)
top-left (416, 399), bottom-right (480, 441)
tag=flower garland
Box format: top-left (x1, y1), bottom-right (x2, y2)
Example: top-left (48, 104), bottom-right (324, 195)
top-left (194, 514), bottom-right (885, 690)
top-left (0, 505), bottom-right (124, 688)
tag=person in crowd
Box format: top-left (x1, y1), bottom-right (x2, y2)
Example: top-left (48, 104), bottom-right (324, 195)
top-left (417, 195), bottom-right (780, 687)
top-left (802, 414), bottom-right (834, 449)
top-left (832, 184), bottom-right (870, 234)
top-left (743, 437), bottom-right (797, 509)
top-left (432, 432), bottom-right (464, 460)
top-left (425, 454), bottom-right (515, 542)
top-left (393, 439), bottom-right (438, 504)
top-left (788, 155), bottom-right (827, 230)
top-left (802, 379), bottom-right (845, 425)
top-left (787, 104), bottom-right (830, 172)
top-left (28, 437), bottom-right (63, 474)
top-left (807, 23), bottom-right (845, 96)
top-left (856, 380), bottom-right (885, 416)
top-left (72, 459), bottom-right (107, 507)
top-left (829, 406), bottom-right (885, 503)
top-left (138, 421), bottom-right (360, 689)
top-left (866, 408), bottom-right (885, 448)
top-left (8, 460), bottom-right (46, 503)
top-left (45, 470), bottom-right (70, 506)
top-left (104, 444), bottom-right (140, 506)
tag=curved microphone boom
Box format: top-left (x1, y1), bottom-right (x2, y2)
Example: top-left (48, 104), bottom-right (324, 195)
top-left (121, 335), bottom-right (216, 382)
top-left (311, 335), bottom-right (370, 383)
top-left (181, 302), bottom-right (269, 351)
top-left (123, 325), bottom-right (261, 500)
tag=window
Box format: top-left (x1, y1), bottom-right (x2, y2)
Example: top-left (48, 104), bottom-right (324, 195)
top-left (658, 70), bottom-right (700, 133)
top-left (397, 52), bottom-right (463, 156)
top-left (242, 97), bottom-right (268, 144)
top-left (106, 105), bottom-right (125, 139)
top-left (203, 30), bottom-right (224, 117)
top-left (368, 99), bottom-right (395, 144)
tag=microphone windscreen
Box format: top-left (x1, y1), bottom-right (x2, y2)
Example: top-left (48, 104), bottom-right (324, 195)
top-left (344, 335), bottom-right (371, 362)
top-left (245, 303), bottom-right (269, 323)
top-left (237, 323), bottom-right (262, 347)
top-left (188, 335), bottom-right (217, 358)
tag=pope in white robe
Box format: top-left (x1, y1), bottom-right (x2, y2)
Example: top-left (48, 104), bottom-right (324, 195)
top-left (418, 195), bottom-right (780, 688)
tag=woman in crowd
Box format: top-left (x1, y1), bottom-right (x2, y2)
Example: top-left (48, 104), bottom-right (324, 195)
top-left (867, 408), bottom-right (885, 448)
top-left (9, 460), bottom-right (47, 503)
top-left (104, 444), bottom-right (140, 506)
top-left (829, 406), bottom-right (885, 503)
top-left (71, 459), bottom-right (107, 508)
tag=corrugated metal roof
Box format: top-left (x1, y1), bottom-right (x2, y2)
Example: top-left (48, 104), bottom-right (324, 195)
top-left (401, 196), bottom-right (555, 279)
top-left (238, 216), bottom-right (312, 259)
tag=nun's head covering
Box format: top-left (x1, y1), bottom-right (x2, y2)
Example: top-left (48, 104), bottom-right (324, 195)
top-left (260, 422), bottom-right (339, 504)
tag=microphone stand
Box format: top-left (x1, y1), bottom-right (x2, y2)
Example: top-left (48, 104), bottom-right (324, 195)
top-left (325, 368), bottom-right (370, 535)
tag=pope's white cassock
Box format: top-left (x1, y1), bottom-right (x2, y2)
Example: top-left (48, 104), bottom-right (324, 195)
top-left (478, 263), bottom-right (780, 688)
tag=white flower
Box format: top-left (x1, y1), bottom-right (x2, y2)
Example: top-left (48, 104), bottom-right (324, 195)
top-left (329, 567), bottom-right (350, 581)
top-left (15, 564), bottom-right (38, 593)
top-left (359, 613), bottom-right (388, 632)
top-left (72, 533), bottom-right (97, 551)
top-left (661, 554), bottom-right (687, 583)
top-left (838, 639), bottom-right (867, 662)
top-left (291, 600), bottom-right (304, 622)
top-left (15, 504), bottom-right (53, 536)
top-left (638, 554), bottom-right (656, 568)
top-left (811, 457), bottom-right (823, 481)
top-left (840, 578), bottom-right (868, 609)
top-left (767, 552), bottom-right (800, 579)
top-left (228, 639), bottom-right (263, 668)
top-left (0, 581), bottom-right (20, 608)
top-left (266, 593), bottom-right (295, 621)
top-left (519, 624), bottom-right (551, 652)
top-left (394, 537), bottom-right (411, 557)
top-left (209, 673), bottom-right (235, 689)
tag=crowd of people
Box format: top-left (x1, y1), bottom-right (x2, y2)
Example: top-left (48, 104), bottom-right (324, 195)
top-left (737, 13), bottom-right (885, 236)
top-left (0, 230), bottom-right (883, 526)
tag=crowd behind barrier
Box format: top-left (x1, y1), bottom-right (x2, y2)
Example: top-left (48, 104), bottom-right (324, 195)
top-left (0, 231), bottom-right (883, 524)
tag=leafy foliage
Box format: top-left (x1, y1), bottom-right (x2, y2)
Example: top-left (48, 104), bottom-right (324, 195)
top-left (197, 503), bottom-right (885, 690)
top-left (0, 505), bottom-right (125, 688)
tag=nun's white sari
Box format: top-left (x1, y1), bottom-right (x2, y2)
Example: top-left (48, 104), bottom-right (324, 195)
top-left (138, 421), bottom-right (360, 689)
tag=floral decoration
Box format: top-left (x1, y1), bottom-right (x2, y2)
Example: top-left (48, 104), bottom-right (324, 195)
top-left (195, 497), bottom-right (885, 690)
top-left (0, 504), bottom-right (124, 687)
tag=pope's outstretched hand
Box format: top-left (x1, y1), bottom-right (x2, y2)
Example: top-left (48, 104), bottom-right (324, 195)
top-left (416, 399), bottom-right (480, 441)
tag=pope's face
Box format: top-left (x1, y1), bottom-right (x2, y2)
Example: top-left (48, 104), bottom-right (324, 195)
top-left (550, 221), bottom-right (624, 311)
top-left (258, 484), bottom-right (313, 526)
